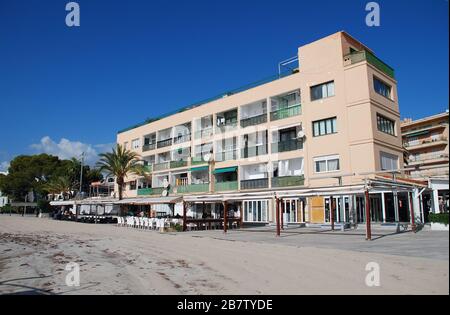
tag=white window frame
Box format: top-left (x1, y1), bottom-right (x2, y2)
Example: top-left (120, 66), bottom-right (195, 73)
top-left (380, 152), bottom-right (399, 171)
top-left (243, 200), bottom-right (269, 223)
top-left (313, 154), bottom-right (340, 173)
top-left (131, 138), bottom-right (140, 150)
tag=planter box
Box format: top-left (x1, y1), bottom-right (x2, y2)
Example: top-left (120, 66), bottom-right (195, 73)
top-left (431, 222), bottom-right (449, 231)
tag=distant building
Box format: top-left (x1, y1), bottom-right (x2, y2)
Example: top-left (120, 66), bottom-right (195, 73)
top-left (402, 111), bottom-right (449, 179)
top-left (401, 111), bottom-right (449, 217)
top-left (0, 171), bottom-right (8, 207)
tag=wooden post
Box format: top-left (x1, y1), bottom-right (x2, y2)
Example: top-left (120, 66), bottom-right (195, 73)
top-left (223, 201), bottom-right (228, 234)
top-left (239, 203), bottom-right (243, 228)
top-left (280, 199), bottom-right (284, 230)
top-left (330, 195), bottom-right (335, 231)
top-left (182, 201), bottom-right (187, 232)
top-left (276, 198), bottom-right (281, 237)
top-left (409, 192), bottom-right (416, 233)
top-left (365, 189), bottom-right (372, 241)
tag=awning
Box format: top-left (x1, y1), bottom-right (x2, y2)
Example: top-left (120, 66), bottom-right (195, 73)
top-left (115, 196), bottom-right (183, 205)
top-left (213, 166), bottom-right (238, 174)
top-left (190, 166), bottom-right (209, 172)
top-left (50, 201), bottom-right (75, 206)
top-left (405, 130), bottom-right (429, 137)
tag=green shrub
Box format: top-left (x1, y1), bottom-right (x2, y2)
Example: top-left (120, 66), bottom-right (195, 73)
top-left (37, 199), bottom-right (52, 213)
top-left (0, 204), bottom-right (13, 214)
top-left (429, 213), bottom-right (449, 226)
top-left (173, 223), bottom-right (183, 232)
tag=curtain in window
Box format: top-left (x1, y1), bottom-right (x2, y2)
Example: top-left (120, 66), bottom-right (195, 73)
top-left (328, 159), bottom-right (340, 171)
top-left (315, 160), bottom-right (327, 172)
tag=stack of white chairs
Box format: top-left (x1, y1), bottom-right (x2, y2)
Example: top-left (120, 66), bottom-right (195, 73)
top-left (117, 216), bottom-right (180, 231)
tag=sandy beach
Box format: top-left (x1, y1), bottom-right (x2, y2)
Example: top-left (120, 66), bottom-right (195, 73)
top-left (0, 216), bottom-right (448, 295)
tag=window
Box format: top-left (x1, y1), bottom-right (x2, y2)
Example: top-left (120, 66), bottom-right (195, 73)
top-left (243, 200), bottom-right (269, 223)
top-left (380, 152), bottom-right (398, 171)
top-left (131, 139), bottom-right (140, 150)
top-left (313, 117), bottom-right (337, 137)
top-left (374, 77), bottom-right (392, 99)
top-left (314, 155), bottom-right (340, 173)
top-left (377, 114), bottom-right (396, 136)
top-left (129, 181), bottom-right (137, 190)
top-left (310, 81), bottom-right (335, 101)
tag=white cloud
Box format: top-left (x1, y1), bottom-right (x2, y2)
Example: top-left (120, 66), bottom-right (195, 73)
top-left (30, 136), bottom-right (114, 166)
top-left (0, 161), bottom-right (9, 173)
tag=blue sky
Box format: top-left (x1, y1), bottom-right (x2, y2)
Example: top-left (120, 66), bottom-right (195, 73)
top-left (0, 0), bottom-right (448, 170)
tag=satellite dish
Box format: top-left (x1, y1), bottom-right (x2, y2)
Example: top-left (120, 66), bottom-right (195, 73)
top-left (161, 189), bottom-right (168, 197)
top-left (163, 179), bottom-right (169, 188)
top-left (297, 130), bottom-right (305, 139)
top-left (203, 153), bottom-right (212, 162)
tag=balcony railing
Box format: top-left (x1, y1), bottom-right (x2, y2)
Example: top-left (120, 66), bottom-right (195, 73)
top-left (137, 187), bottom-right (167, 196)
top-left (157, 138), bottom-right (173, 149)
top-left (404, 136), bottom-right (448, 148)
top-left (194, 127), bottom-right (214, 139)
top-left (215, 150), bottom-right (237, 162)
top-left (344, 50), bottom-right (395, 79)
top-left (215, 181), bottom-right (238, 192)
top-left (177, 183), bottom-right (209, 194)
top-left (191, 156), bottom-right (208, 165)
top-left (142, 143), bottom-right (156, 152)
top-left (215, 121), bottom-right (238, 134)
top-left (272, 175), bottom-right (305, 188)
top-left (153, 162), bottom-right (170, 171)
top-left (143, 165), bottom-right (152, 173)
top-left (241, 178), bottom-right (269, 190)
top-left (240, 113), bottom-right (267, 128)
top-left (241, 144), bottom-right (268, 158)
top-left (409, 153), bottom-right (449, 163)
top-left (270, 104), bottom-right (301, 121)
top-left (170, 160), bottom-right (188, 169)
top-left (173, 134), bottom-right (191, 144)
top-left (271, 139), bottom-right (303, 153)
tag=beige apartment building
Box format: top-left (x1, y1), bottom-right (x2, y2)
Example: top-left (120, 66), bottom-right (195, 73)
top-left (116, 31), bottom-right (422, 226)
top-left (402, 111), bottom-right (449, 218)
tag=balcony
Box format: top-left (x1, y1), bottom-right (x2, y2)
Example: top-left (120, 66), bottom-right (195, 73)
top-left (343, 50), bottom-right (395, 79)
top-left (137, 187), bottom-right (166, 196)
top-left (157, 138), bottom-right (173, 149)
top-left (272, 175), bottom-right (304, 188)
top-left (270, 104), bottom-right (301, 121)
top-left (170, 160), bottom-right (188, 169)
top-left (240, 178), bottom-right (269, 190)
top-left (240, 113), bottom-right (267, 128)
top-left (271, 139), bottom-right (303, 153)
top-left (404, 136), bottom-right (448, 149)
top-left (177, 183), bottom-right (209, 194)
top-left (215, 150), bottom-right (237, 162)
top-left (241, 144), bottom-right (268, 158)
top-left (408, 153), bottom-right (449, 164)
top-left (142, 143), bottom-right (156, 152)
top-left (191, 156), bottom-right (208, 166)
top-left (173, 134), bottom-right (191, 144)
top-left (195, 127), bottom-right (214, 140)
top-left (143, 165), bottom-right (152, 173)
top-left (153, 162), bottom-right (170, 172)
top-left (215, 181), bottom-right (238, 192)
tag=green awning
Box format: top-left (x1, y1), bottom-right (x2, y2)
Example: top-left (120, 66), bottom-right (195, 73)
top-left (213, 166), bottom-right (238, 174)
top-left (405, 130), bottom-right (430, 137)
top-left (190, 166), bottom-right (209, 172)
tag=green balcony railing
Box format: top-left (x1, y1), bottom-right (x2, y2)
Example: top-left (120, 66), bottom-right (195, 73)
top-left (270, 104), bottom-right (301, 121)
top-left (151, 187), bottom-right (165, 195)
top-left (170, 160), bottom-right (188, 169)
top-left (215, 181), bottom-right (238, 192)
top-left (240, 113), bottom-right (267, 128)
top-left (344, 50), bottom-right (395, 79)
top-left (271, 175), bottom-right (305, 188)
top-left (143, 165), bottom-right (153, 173)
top-left (137, 188), bottom-right (153, 196)
top-left (271, 139), bottom-right (303, 153)
top-left (177, 183), bottom-right (209, 194)
top-left (240, 178), bottom-right (269, 190)
top-left (191, 157), bottom-right (207, 166)
top-left (153, 162), bottom-right (170, 171)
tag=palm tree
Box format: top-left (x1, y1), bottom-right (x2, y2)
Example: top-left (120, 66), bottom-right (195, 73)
top-left (43, 176), bottom-right (74, 199)
top-left (96, 144), bottom-right (144, 200)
